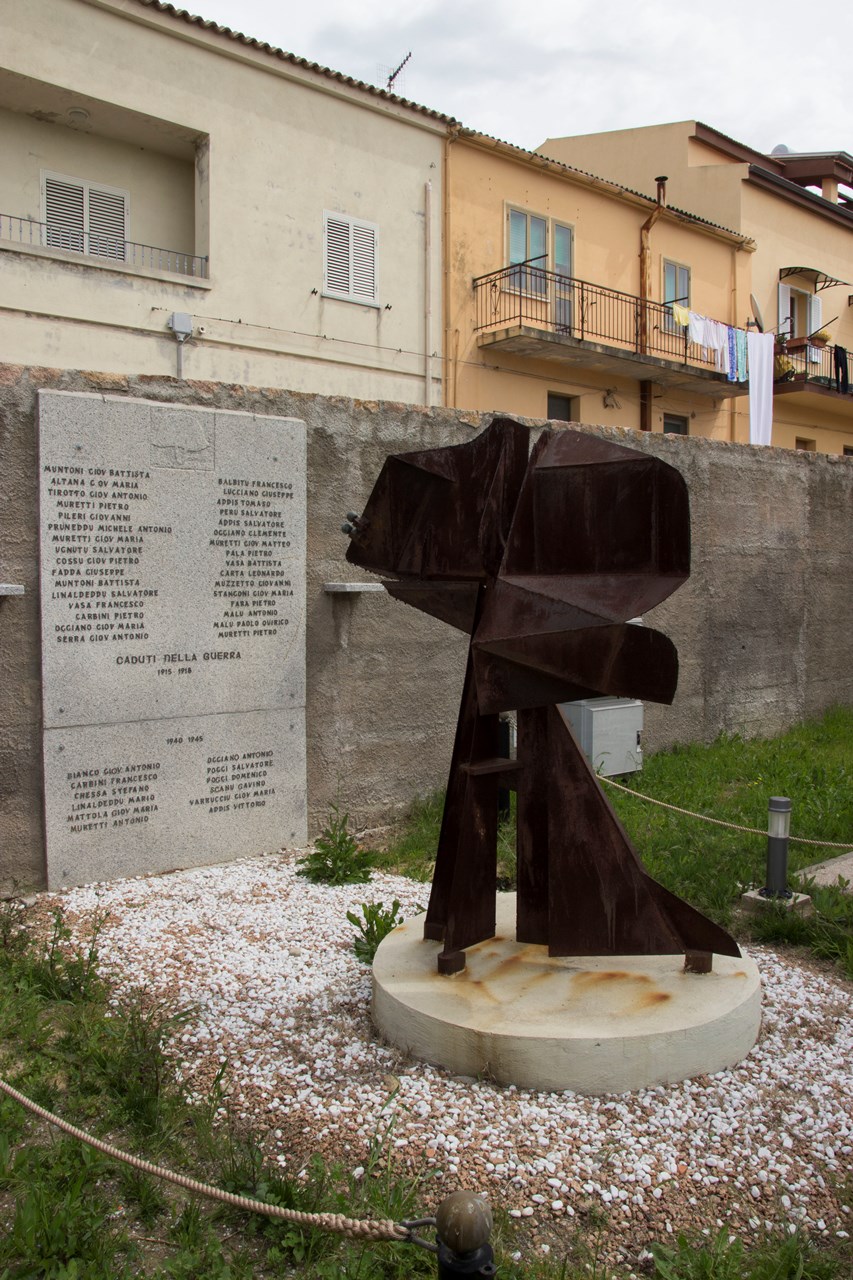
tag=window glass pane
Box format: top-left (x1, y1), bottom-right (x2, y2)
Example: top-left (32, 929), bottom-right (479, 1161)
top-left (529, 216), bottom-right (547, 265)
top-left (547, 393), bottom-right (577, 421)
top-left (554, 224), bottom-right (572, 277)
top-left (676, 265), bottom-right (689, 306)
top-left (509, 210), bottom-right (527, 264)
top-left (664, 261), bottom-right (676, 303)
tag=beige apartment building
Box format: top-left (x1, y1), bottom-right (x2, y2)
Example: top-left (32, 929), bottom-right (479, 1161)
top-left (444, 129), bottom-right (756, 440)
top-left (0, 0), bottom-right (445, 403)
top-left (541, 121), bottom-right (853, 455)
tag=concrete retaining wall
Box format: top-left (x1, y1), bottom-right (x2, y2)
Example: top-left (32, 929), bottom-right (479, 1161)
top-left (1, 364), bottom-right (851, 893)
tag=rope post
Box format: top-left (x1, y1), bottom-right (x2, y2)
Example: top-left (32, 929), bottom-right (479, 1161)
top-left (761, 796), bottom-right (792, 899)
top-left (434, 1191), bottom-right (496, 1277)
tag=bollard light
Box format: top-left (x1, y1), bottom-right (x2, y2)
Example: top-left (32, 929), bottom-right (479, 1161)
top-left (761, 796), bottom-right (792, 899)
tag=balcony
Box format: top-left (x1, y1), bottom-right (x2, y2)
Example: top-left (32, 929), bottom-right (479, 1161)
top-left (473, 262), bottom-right (744, 397)
top-left (774, 339), bottom-right (853, 404)
top-left (0, 212), bottom-right (209, 280)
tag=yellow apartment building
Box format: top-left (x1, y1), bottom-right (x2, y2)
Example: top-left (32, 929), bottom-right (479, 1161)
top-left (444, 129), bottom-right (756, 439)
top-left (541, 121), bottom-right (853, 455)
top-left (0, 0), bottom-right (446, 403)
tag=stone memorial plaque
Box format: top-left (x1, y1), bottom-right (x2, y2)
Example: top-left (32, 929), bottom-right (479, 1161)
top-left (38, 392), bottom-right (307, 887)
top-left (43, 710), bottom-right (305, 888)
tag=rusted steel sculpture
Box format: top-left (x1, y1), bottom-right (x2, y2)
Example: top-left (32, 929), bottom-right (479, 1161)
top-left (345, 418), bottom-right (740, 975)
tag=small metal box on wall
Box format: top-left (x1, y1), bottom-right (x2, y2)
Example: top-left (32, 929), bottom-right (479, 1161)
top-left (560, 697), bottom-right (644, 776)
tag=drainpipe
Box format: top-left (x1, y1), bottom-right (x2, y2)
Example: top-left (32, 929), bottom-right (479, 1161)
top-left (424, 178), bottom-right (433, 407)
top-left (639, 176), bottom-right (667, 356)
top-left (443, 126), bottom-right (460, 407)
top-left (639, 380), bottom-right (653, 433)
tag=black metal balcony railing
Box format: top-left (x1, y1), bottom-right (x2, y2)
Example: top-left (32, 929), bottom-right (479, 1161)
top-left (0, 212), bottom-right (209, 279)
top-left (473, 261), bottom-right (719, 372)
top-left (775, 341), bottom-right (853, 394)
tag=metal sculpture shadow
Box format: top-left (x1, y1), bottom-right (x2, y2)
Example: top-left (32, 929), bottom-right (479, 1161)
top-left (345, 418), bottom-right (739, 975)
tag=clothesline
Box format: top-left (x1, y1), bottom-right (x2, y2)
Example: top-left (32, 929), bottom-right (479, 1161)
top-left (669, 307), bottom-right (774, 445)
top-left (670, 307), bottom-right (747, 382)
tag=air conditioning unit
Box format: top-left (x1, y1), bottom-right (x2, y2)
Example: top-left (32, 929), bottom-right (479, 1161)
top-left (560, 697), bottom-right (643, 776)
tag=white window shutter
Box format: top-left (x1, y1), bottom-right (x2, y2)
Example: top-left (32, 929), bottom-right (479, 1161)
top-left (44, 177), bottom-right (85, 252)
top-left (351, 223), bottom-right (377, 300)
top-left (777, 283), bottom-right (792, 339)
top-left (325, 216), bottom-right (351, 295)
top-left (87, 187), bottom-right (126, 260)
top-left (324, 212), bottom-right (378, 303)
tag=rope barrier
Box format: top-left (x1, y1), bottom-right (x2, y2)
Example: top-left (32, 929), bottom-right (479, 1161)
top-left (599, 776), bottom-right (852, 849)
top-left (0, 1077), bottom-right (410, 1245)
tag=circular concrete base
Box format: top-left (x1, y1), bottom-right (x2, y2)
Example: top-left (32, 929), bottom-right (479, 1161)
top-left (372, 894), bottom-right (761, 1094)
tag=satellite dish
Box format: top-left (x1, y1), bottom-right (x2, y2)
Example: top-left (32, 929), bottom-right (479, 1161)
top-left (770, 143), bottom-right (791, 157)
top-left (749, 293), bottom-right (765, 332)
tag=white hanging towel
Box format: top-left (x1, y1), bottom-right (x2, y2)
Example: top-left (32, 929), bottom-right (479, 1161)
top-left (747, 331), bottom-right (775, 445)
top-left (688, 311), bottom-right (706, 346)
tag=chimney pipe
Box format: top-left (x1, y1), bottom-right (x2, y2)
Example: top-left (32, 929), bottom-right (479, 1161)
top-left (655, 175), bottom-right (668, 206)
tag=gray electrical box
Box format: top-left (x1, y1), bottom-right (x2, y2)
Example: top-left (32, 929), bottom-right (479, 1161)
top-left (560, 697), bottom-right (643, 776)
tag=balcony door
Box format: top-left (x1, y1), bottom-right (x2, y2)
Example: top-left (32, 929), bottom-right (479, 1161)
top-left (507, 208), bottom-right (573, 328)
top-left (554, 223), bottom-right (573, 332)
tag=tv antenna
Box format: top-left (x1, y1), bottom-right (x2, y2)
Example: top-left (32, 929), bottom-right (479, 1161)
top-left (385, 51), bottom-right (412, 92)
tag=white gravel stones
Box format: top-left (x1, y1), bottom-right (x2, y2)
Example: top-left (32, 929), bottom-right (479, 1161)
top-left (48, 850), bottom-right (853, 1251)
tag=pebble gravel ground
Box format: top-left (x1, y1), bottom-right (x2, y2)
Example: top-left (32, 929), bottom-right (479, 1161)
top-left (46, 851), bottom-right (852, 1261)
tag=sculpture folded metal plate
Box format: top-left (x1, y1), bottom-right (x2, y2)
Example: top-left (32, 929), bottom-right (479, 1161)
top-left (346, 418), bottom-right (739, 974)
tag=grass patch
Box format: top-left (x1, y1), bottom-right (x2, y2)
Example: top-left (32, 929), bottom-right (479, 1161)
top-left (0, 746), bottom-right (850, 1280)
top-left (376, 708), bottom-right (853, 975)
top-left (0, 902), bottom-right (440, 1279)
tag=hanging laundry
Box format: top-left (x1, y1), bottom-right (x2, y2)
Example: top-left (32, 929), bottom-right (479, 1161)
top-left (736, 330), bottom-right (748, 382)
top-left (726, 327), bottom-right (738, 382)
top-left (704, 320), bottom-right (729, 374)
top-left (834, 345), bottom-right (850, 394)
top-left (747, 331), bottom-right (775, 445)
top-left (688, 311), bottom-right (705, 347)
top-left (671, 303), bottom-right (689, 327)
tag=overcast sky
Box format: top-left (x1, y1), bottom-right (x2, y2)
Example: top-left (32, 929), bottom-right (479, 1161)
top-left (187, 0), bottom-right (850, 166)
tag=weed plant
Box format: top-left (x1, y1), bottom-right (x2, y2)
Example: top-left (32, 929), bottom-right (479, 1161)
top-left (347, 899), bottom-right (404, 963)
top-left (298, 804), bottom-right (375, 885)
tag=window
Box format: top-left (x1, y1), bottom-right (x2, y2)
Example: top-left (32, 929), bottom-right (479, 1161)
top-left (843, 445), bottom-right (853, 457)
top-left (778, 283), bottom-right (821, 341)
top-left (663, 260), bottom-right (690, 330)
top-left (547, 393), bottom-right (579, 422)
top-left (323, 212), bottom-right (378, 305)
top-left (795, 438), bottom-right (816, 452)
top-left (507, 208), bottom-right (573, 307)
top-left (663, 414), bottom-right (689, 436)
top-left (42, 172), bottom-right (128, 261)
top-left (509, 208), bottom-right (547, 294)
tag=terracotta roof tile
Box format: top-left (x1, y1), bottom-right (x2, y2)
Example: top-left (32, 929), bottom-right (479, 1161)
top-left (133, 0), bottom-right (457, 124)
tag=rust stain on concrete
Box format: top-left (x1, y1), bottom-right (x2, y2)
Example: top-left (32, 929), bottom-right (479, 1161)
top-left (572, 970), bottom-right (653, 989)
